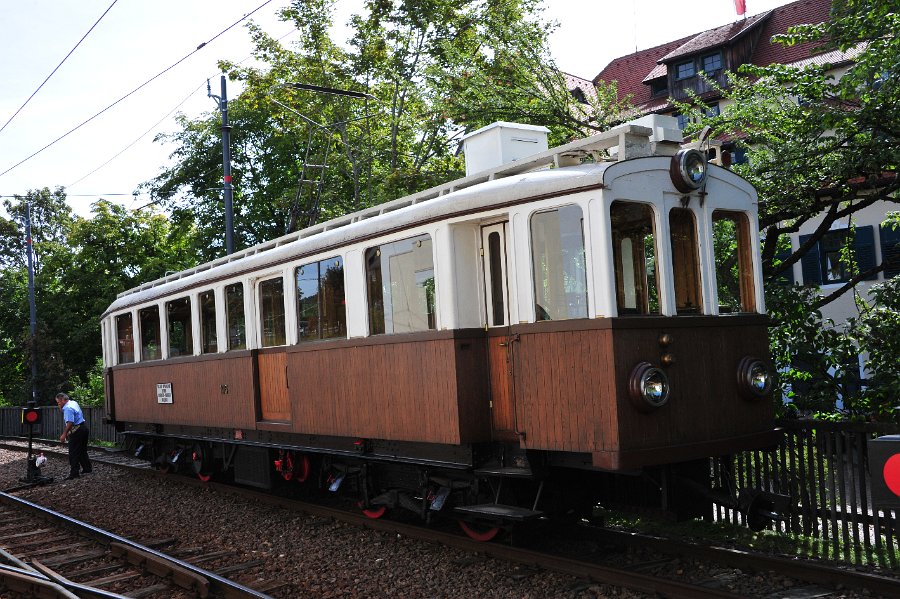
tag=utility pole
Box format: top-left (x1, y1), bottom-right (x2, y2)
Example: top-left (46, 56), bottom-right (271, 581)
top-left (25, 202), bottom-right (37, 403)
top-left (208, 75), bottom-right (235, 255)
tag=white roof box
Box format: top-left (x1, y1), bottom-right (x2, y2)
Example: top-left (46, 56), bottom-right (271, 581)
top-left (461, 121), bottom-right (550, 176)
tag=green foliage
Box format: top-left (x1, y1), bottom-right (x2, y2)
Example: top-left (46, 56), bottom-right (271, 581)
top-left (71, 357), bottom-right (105, 407)
top-left (0, 190), bottom-right (199, 405)
top-left (670, 1), bottom-right (900, 421)
top-left (146, 0), bottom-right (630, 253)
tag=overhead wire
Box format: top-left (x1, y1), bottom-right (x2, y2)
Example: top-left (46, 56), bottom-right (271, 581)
top-left (65, 25), bottom-right (301, 194)
top-left (0, 0), bottom-right (119, 138)
top-left (0, 0), bottom-right (276, 182)
top-left (67, 29), bottom-right (297, 210)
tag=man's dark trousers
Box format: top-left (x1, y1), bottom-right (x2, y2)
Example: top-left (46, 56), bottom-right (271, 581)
top-left (68, 426), bottom-right (91, 477)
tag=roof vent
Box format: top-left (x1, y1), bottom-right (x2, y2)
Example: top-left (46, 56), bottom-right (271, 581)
top-left (461, 121), bottom-right (550, 176)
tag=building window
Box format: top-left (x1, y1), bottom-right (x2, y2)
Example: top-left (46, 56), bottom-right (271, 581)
top-left (880, 224), bottom-right (900, 278)
top-left (702, 52), bottom-right (722, 73)
top-left (296, 256), bottom-right (346, 342)
top-left (166, 297), bottom-right (192, 357)
top-left (259, 277), bottom-right (286, 347)
top-left (225, 282), bottom-right (246, 350)
top-left (675, 60), bottom-right (695, 80)
top-left (366, 234), bottom-right (436, 335)
top-left (650, 78), bottom-right (667, 97)
top-left (712, 211), bottom-right (756, 313)
top-left (199, 290), bottom-right (217, 353)
top-left (530, 205), bottom-right (588, 321)
top-left (799, 226), bottom-right (876, 285)
top-left (611, 201), bottom-right (660, 315)
top-left (705, 104), bottom-right (721, 117)
top-left (116, 314), bottom-right (134, 364)
top-left (139, 305), bottom-right (161, 361)
top-left (675, 113), bottom-right (690, 131)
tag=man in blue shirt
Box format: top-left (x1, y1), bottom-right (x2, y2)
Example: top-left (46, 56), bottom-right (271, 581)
top-left (55, 393), bottom-right (92, 480)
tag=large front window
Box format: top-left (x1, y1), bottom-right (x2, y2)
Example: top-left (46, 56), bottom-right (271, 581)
top-left (530, 205), bottom-right (588, 321)
top-left (611, 201), bottom-right (660, 315)
top-left (297, 256), bottom-right (346, 342)
top-left (366, 234), bottom-right (435, 335)
top-left (669, 208), bottom-right (702, 314)
top-left (713, 211), bottom-right (756, 313)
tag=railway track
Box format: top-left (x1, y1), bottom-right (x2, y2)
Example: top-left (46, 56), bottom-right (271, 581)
top-left (0, 491), bottom-right (273, 598)
top-left (2, 438), bottom-right (898, 598)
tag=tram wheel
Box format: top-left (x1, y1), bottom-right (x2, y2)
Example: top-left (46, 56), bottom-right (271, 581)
top-left (458, 520), bottom-right (500, 542)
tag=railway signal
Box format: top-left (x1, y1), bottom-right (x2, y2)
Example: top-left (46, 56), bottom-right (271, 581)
top-left (18, 400), bottom-right (53, 486)
top-left (868, 435), bottom-right (900, 510)
top-left (22, 403), bottom-right (41, 426)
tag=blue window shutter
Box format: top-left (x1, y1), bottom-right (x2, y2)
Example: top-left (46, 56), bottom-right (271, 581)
top-left (798, 234), bottom-right (822, 285)
top-left (880, 224), bottom-right (900, 278)
top-left (774, 249), bottom-right (795, 285)
top-left (853, 225), bottom-right (876, 280)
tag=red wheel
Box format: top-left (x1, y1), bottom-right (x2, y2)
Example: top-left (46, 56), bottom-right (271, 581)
top-left (362, 506), bottom-right (387, 519)
top-left (278, 453), bottom-right (295, 481)
top-left (295, 454), bottom-right (310, 483)
top-left (191, 446), bottom-right (212, 482)
top-left (459, 520), bottom-right (500, 542)
top-left (158, 463), bottom-right (170, 474)
top-left (357, 501), bottom-right (387, 519)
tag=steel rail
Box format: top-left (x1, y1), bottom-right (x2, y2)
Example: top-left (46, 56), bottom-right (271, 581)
top-left (0, 491), bottom-right (272, 599)
top-left (4, 438), bottom-right (899, 597)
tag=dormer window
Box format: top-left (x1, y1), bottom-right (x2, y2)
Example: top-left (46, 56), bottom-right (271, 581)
top-left (675, 60), bottom-right (695, 81)
top-left (650, 78), bottom-right (668, 97)
top-left (702, 52), bottom-right (723, 73)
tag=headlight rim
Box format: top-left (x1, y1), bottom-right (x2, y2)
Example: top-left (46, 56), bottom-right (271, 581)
top-left (670, 148), bottom-right (708, 193)
top-left (628, 361), bottom-right (671, 412)
top-left (737, 356), bottom-right (774, 400)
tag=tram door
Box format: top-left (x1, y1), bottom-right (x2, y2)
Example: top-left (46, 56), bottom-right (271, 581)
top-left (255, 276), bottom-right (291, 423)
top-left (482, 223), bottom-right (518, 441)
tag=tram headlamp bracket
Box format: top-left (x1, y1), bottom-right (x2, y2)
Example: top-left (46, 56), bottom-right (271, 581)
top-left (670, 148), bottom-right (708, 193)
top-left (737, 357), bottom-right (774, 400)
top-left (628, 362), bottom-right (671, 412)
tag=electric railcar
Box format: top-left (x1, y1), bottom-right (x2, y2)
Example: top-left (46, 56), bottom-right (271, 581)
top-left (100, 117), bottom-right (779, 538)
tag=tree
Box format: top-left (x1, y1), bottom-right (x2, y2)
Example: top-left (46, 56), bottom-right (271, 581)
top-left (0, 191), bottom-right (198, 405)
top-left (145, 0), bottom-right (629, 255)
top-left (685, 0), bottom-right (899, 297)
top-left (674, 0), bottom-right (899, 420)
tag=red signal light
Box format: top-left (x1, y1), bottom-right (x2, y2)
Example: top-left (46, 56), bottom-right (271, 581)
top-left (22, 406), bottom-right (41, 425)
top-left (885, 454), bottom-right (900, 497)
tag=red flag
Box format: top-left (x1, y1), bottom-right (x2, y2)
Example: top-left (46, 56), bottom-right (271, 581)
top-left (734, 0), bottom-right (746, 15)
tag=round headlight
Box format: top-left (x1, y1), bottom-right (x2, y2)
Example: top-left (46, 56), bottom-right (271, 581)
top-left (628, 362), bottom-right (671, 412)
top-left (738, 357), bottom-right (774, 400)
top-left (670, 148), bottom-right (708, 193)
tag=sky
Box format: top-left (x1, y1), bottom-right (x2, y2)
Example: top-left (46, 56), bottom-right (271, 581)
top-left (0, 0), bottom-right (794, 217)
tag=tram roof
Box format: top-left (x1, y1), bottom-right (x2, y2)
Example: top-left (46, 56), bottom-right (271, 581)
top-left (105, 123), bottom-right (703, 315)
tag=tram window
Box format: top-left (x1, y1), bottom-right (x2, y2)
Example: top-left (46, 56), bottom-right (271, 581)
top-left (530, 205), bottom-right (588, 321)
top-left (116, 313), bottom-right (134, 364)
top-left (610, 202), bottom-right (660, 315)
top-left (225, 283), bottom-right (246, 351)
top-left (712, 211), bottom-right (756, 313)
top-left (166, 297), bottom-right (193, 357)
top-left (669, 208), bottom-right (703, 314)
top-left (296, 257), bottom-right (346, 342)
top-left (259, 277), bottom-right (287, 347)
top-left (365, 234), bottom-right (436, 335)
top-left (138, 305), bottom-right (161, 360)
top-left (199, 290), bottom-right (217, 353)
